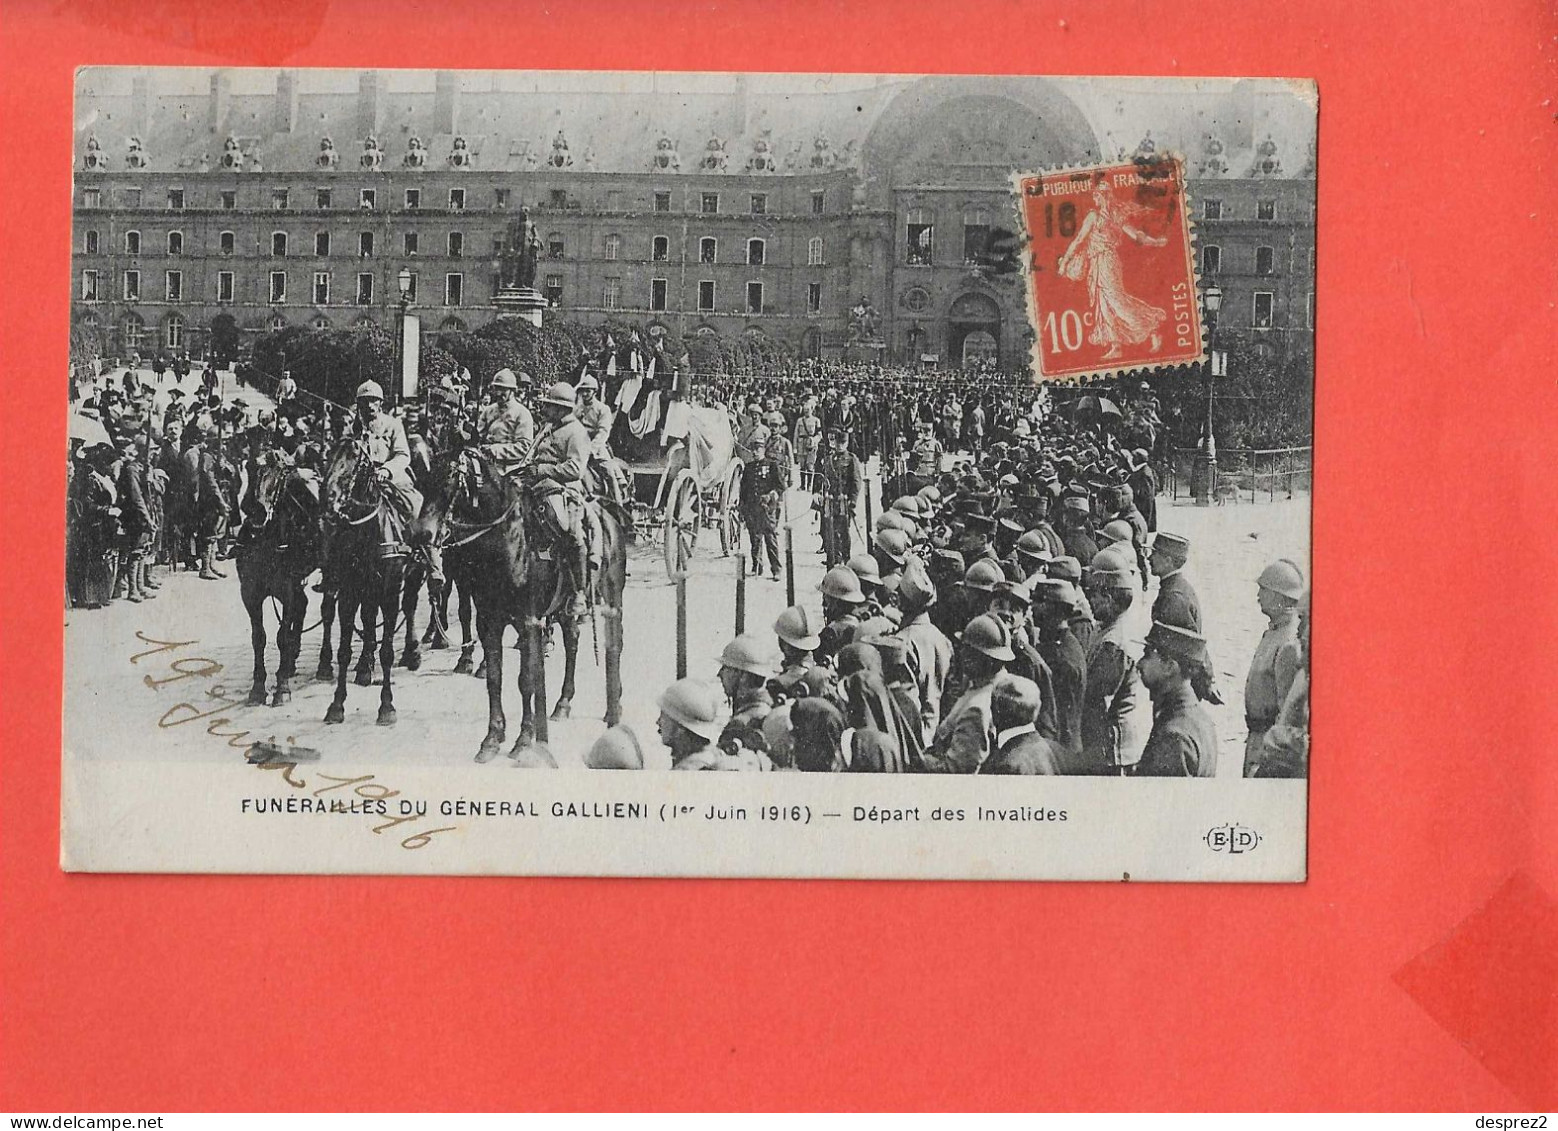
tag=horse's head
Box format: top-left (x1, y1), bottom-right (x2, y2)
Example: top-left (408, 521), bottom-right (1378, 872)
top-left (411, 444), bottom-right (505, 548)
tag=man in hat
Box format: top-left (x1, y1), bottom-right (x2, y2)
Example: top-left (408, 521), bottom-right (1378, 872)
top-left (814, 425), bottom-right (861, 567)
top-left (1103, 483), bottom-right (1150, 584)
top-left (477, 369), bottom-right (535, 470)
top-left (793, 399), bottom-right (822, 491)
top-left (990, 578), bottom-right (1059, 742)
top-left (893, 557), bottom-right (952, 743)
top-left (1033, 577), bottom-right (1087, 762)
top-left (716, 634), bottom-right (778, 743)
top-left (908, 420), bottom-right (944, 493)
top-left (1258, 592), bottom-right (1310, 779)
top-left (518, 382), bottom-right (593, 619)
top-left (764, 409), bottom-right (794, 482)
top-left (815, 565), bottom-right (868, 666)
top-left (1127, 448), bottom-right (1158, 532)
top-left (739, 435), bottom-right (785, 579)
top-left (1079, 555), bottom-right (1151, 775)
top-left (193, 424), bottom-right (232, 580)
top-left (1057, 495), bottom-right (1100, 566)
top-left (1137, 621), bottom-right (1220, 777)
top-left (769, 605), bottom-right (821, 704)
top-left (1244, 559), bottom-right (1306, 777)
top-left (922, 613), bottom-right (1013, 773)
top-left (658, 679), bottom-right (732, 771)
top-left (114, 436), bottom-right (156, 602)
top-left (870, 527), bottom-right (911, 589)
top-left (1148, 532), bottom-right (1202, 631)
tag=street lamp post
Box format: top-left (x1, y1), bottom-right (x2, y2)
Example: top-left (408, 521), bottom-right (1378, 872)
top-left (392, 266), bottom-right (412, 410)
top-left (1193, 284), bottom-right (1223, 505)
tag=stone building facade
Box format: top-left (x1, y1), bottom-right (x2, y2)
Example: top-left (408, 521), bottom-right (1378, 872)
top-left (69, 70), bottom-right (1314, 372)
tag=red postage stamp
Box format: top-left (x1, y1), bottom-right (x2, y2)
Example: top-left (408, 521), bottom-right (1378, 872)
top-left (1015, 156), bottom-right (1205, 382)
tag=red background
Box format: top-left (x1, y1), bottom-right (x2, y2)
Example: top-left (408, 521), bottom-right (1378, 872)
top-left (3, 0), bottom-right (1555, 1112)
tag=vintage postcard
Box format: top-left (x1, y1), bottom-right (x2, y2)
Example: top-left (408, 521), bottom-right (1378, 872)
top-left (62, 69), bottom-right (1314, 879)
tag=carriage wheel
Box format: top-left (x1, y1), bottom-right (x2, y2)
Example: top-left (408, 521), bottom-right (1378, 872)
top-left (718, 459), bottom-right (745, 557)
top-left (663, 470), bottom-right (702, 581)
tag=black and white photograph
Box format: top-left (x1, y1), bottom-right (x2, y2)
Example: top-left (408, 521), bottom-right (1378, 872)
top-left (62, 68), bottom-right (1314, 879)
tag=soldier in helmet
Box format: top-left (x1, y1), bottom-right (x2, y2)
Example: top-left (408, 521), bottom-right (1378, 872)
top-left (1244, 558), bottom-right (1306, 777)
top-left (515, 381), bottom-right (594, 620)
top-left (769, 605), bottom-right (822, 704)
top-left (319, 379), bottom-right (419, 594)
top-left (657, 679), bottom-right (726, 771)
top-left (922, 613), bottom-right (1014, 773)
top-left (892, 556), bottom-right (952, 744)
top-left (815, 565), bottom-right (867, 666)
top-left (716, 634), bottom-right (778, 753)
top-left (477, 369), bottom-right (535, 468)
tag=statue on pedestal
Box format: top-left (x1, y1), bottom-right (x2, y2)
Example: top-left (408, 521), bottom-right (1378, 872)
top-left (848, 296), bottom-right (881, 343)
top-left (499, 208), bottom-right (543, 291)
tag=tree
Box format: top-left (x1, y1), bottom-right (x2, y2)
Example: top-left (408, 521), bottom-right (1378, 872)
top-left (209, 313), bottom-right (241, 369)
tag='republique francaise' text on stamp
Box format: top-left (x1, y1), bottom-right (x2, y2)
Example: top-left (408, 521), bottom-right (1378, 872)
top-left (1016, 156), bottom-right (1205, 383)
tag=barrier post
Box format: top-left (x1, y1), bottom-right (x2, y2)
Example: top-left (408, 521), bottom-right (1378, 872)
top-left (735, 553), bottom-right (747, 636)
top-left (675, 574), bottom-right (688, 680)
top-left (784, 526), bottom-right (796, 608)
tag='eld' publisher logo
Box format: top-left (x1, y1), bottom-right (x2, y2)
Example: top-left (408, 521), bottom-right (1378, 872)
top-left (1204, 825), bottom-right (1262, 854)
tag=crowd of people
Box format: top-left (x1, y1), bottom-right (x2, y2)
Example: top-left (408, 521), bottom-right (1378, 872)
top-left (609, 380), bottom-right (1309, 777)
top-left (66, 352), bottom-right (1309, 780)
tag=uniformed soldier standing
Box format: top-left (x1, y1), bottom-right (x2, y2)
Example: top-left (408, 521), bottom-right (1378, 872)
top-left (1244, 559), bottom-right (1306, 777)
top-left (739, 436), bottom-right (785, 578)
top-left (815, 426), bottom-right (861, 567)
top-left (793, 400), bottom-right (822, 491)
top-left (1136, 621), bottom-right (1220, 777)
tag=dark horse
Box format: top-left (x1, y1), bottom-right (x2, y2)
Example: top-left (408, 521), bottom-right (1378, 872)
top-left (411, 446), bottom-right (628, 762)
top-left (236, 455), bottom-right (320, 707)
top-left (321, 440), bottom-right (411, 727)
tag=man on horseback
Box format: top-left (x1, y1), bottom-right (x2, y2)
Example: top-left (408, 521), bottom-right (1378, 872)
top-left (318, 380), bottom-right (419, 594)
top-left (512, 381), bottom-right (593, 621)
top-left (477, 368), bottom-right (535, 459)
top-left (574, 371), bottom-right (626, 503)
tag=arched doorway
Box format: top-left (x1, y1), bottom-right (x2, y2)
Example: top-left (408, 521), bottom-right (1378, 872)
top-left (801, 327), bottom-right (822, 359)
top-left (947, 292), bottom-right (1001, 368)
top-left (961, 329), bottom-right (998, 367)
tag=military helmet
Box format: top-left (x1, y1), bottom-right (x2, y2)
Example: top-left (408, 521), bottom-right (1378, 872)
top-left (818, 565), bottom-right (867, 604)
top-left (719, 634), bottom-right (778, 679)
top-left (774, 605), bottom-right (822, 651)
top-left (657, 678), bottom-right (724, 742)
top-left (873, 528), bottom-right (910, 564)
top-left (575, 373), bottom-right (600, 393)
top-left (489, 369), bottom-right (518, 392)
top-left (1257, 558), bottom-right (1306, 600)
top-left (355, 380), bottom-right (385, 401)
top-left (891, 495), bottom-right (922, 519)
top-left (1016, 530), bottom-right (1054, 561)
top-left (897, 557), bottom-right (938, 610)
top-left (963, 559), bottom-right (1005, 592)
top-left (959, 614), bottom-right (1017, 662)
top-left (541, 381), bottom-right (577, 410)
top-left (847, 553), bottom-right (883, 586)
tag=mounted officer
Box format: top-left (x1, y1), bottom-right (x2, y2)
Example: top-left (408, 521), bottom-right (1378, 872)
top-left (512, 381), bottom-right (593, 620)
top-left (477, 368), bottom-right (535, 462)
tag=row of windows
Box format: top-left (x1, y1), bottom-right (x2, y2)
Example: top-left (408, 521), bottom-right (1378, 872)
top-left (84, 268), bottom-right (826, 316)
top-left (1201, 243), bottom-right (1315, 276)
top-left (83, 228), bottom-right (828, 266)
top-left (79, 185), bottom-right (832, 216)
top-left (1201, 198), bottom-right (1285, 222)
